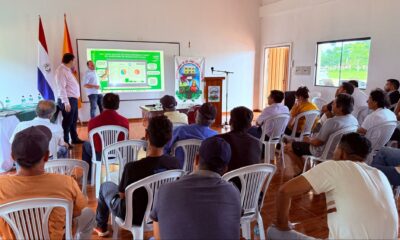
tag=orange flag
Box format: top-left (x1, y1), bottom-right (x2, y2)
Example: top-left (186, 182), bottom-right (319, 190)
top-left (63, 14), bottom-right (82, 108)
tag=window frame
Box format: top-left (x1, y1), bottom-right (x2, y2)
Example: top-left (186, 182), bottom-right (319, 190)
top-left (314, 37), bottom-right (371, 89)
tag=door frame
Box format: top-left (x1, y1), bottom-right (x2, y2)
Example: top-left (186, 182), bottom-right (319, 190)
top-left (260, 43), bottom-right (293, 109)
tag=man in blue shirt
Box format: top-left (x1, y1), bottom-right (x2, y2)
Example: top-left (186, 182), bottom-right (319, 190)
top-left (164, 103), bottom-right (218, 168)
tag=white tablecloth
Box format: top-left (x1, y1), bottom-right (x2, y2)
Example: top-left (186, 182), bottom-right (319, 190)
top-left (0, 115), bottom-right (19, 172)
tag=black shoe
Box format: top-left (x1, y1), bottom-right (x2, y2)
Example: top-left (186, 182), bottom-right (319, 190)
top-left (72, 139), bottom-right (84, 144)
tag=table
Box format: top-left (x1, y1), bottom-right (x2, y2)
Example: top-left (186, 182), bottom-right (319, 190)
top-left (140, 104), bottom-right (193, 126)
top-left (0, 104), bottom-right (36, 173)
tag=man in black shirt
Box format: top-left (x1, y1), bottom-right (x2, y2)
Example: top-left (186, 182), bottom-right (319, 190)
top-left (384, 79), bottom-right (400, 108)
top-left (93, 116), bottom-right (180, 237)
top-left (218, 106), bottom-right (262, 172)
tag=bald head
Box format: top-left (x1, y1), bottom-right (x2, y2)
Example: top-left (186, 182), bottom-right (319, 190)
top-left (36, 100), bottom-right (56, 119)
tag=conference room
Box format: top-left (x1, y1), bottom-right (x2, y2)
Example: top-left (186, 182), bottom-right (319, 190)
top-left (0, 0), bottom-right (399, 239)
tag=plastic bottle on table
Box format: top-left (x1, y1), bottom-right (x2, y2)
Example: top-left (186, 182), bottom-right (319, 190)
top-left (28, 94), bottom-right (34, 105)
top-left (21, 96), bottom-right (26, 106)
top-left (5, 97), bottom-right (11, 108)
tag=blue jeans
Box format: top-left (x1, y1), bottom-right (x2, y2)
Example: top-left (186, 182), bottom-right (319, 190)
top-left (372, 147), bottom-right (400, 186)
top-left (88, 94), bottom-right (103, 119)
top-left (96, 182), bottom-right (125, 229)
top-left (82, 141), bottom-right (101, 180)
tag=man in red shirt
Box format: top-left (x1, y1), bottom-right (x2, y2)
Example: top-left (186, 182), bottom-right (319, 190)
top-left (82, 93), bottom-right (129, 181)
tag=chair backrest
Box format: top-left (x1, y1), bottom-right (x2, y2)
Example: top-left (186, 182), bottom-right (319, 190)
top-left (365, 121), bottom-right (397, 151)
top-left (172, 123), bottom-right (187, 131)
top-left (311, 97), bottom-right (327, 110)
top-left (121, 170), bottom-right (185, 230)
top-left (44, 159), bottom-right (89, 196)
top-left (89, 125), bottom-right (129, 159)
top-left (102, 139), bottom-right (147, 184)
top-left (355, 106), bottom-right (370, 125)
top-left (172, 139), bottom-right (202, 172)
top-left (222, 164), bottom-right (276, 218)
top-left (291, 110), bottom-right (320, 140)
top-left (48, 136), bottom-right (59, 160)
top-left (0, 198), bottom-right (73, 240)
top-left (261, 113), bottom-right (290, 142)
top-left (319, 125), bottom-right (358, 160)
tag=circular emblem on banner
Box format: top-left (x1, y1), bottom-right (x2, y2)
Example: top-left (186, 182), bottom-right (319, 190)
top-left (43, 63), bottom-right (51, 73)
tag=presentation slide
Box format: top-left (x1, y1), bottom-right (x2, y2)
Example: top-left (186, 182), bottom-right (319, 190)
top-left (87, 49), bottom-right (164, 93)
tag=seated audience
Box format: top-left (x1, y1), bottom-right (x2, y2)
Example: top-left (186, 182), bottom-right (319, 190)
top-left (371, 147), bottom-right (400, 186)
top-left (151, 137), bottom-right (241, 240)
top-left (357, 88), bottom-right (396, 135)
top-left (270, 133), bottom-right (398, 239)
top-left (390, 99), bottom-right (400, 143)
top-left (160, 95), bottom-right (188, 124)
top-left (320, 81), bottom-right (354, 121)
top-left (94, 116), bottom-right (179, 237)
top-left (218, 106), bottom-right (262, 171)
top-left (10, 100), bottom-right (68, 158)
top-left (82, 93), bottom-right (129, 179)
top-left (348, 80), bottom-right (368, 115)
top-left (248, 90), bottom-right (289, 140)
top-left (285, 86), bottom-right (318, 136)
top-left (164, 103), bottom-right (218, 168)
top-left (0, 126), bottom-right (95, 240)
top-left (285, 94), bottom-right (358, 174)
top-left (384, 78), bottom-right (400, 108)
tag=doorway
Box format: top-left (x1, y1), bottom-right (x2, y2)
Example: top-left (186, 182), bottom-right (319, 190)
top-left (261, 45), bottom-right (291, 108)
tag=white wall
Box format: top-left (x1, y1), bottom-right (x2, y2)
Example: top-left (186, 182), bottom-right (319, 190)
top-left (259, 0), bottom-right (400, 103)
top-left (0, 0), bottom-right (261, 121)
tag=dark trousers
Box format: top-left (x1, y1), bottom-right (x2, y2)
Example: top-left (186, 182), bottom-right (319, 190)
top-left (58, 97), bottom-right (79, 143)
top-left (82, 141), bottom-right (101, 180)
top-left (88, 94), bottom-right (103, 119)
top-left (372, 147), bottom-right (400, 186)
top-left (96, 182), bottom-right (125, 229)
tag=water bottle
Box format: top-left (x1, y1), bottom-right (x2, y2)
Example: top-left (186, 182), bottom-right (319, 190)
top-left (5, 97), bottom-right (11, 108)
top-left (253, 225), bottom-right (260, 240)
top-left (38, 93), bottom-right (42, 102)
top-left (28, 94), bottom-right (34, 105)
top-left (21, 96), bottom-right (26, 106)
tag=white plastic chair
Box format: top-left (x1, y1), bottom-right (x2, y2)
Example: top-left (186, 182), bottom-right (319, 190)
top-left (354, 106), bottom-right (370, 125)
top-left (103, 139), bottom-right (147, 184)
top-left (44, 159), bottom-right (89, 196)
top-left (172, 139), bottom-right (202, 173)
top-left (302, 125), bottom-right (358, 172)
top-left (112, 169), bottom-right (185, 239)
top-left (365, 121), bottom-right (397, 165)
top-left (222, 164), bottom-right (277, 240)
top-left (172, 122), bottom-right (187, 131)
top-left (286, 110), bottom-right (320, 141)
top-left (260, 113), bottom-right (290, 167)
top-left (89, 125), bottom-right (129, 198)
top-left (311, 97), bottom-right (327, 111)
top-left (0, 198), bottom-right (73, 240)
top-left (48, 136), bottom-right (59, 160)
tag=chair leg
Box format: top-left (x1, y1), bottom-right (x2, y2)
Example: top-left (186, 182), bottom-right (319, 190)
top-left (264, 143), bottom-right (271, 164)
top-left (280, 140), bottom-right (285, 168)
top-left (302, 157), bottom-right (309, 173)
top-left (257, 213), bottom-right (266, 240)
top-left (241, 221), bottom-right (251, 240)
top-left (91, 162), bottom-right (96, 185)
top-left (95, 162), bottom-right (101, 198)
top-left (132, 226), bottom-right (144, 240)
top-left (112, 216), bottom-right (119, 240)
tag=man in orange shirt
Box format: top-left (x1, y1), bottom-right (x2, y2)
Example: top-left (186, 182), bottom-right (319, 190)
top-left (0, 126), bottom-right (95, 240)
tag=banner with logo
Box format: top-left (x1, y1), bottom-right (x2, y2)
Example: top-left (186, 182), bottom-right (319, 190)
top-left (175, 56), bottom-right (204, 103)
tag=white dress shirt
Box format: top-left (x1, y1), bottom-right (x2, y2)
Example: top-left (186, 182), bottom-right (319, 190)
top-left (256, 103), bottom-right (289, 136)
top-left (84, 70), bottom-right (100, 95)
top-left (9, 117), bottom-right (65, 157)
top-left (55, 64), bottom-right (80, 104)
top-left (352, 88), bottom-right (368, 115)
top-left (361, 108), bottom-right (397, 130)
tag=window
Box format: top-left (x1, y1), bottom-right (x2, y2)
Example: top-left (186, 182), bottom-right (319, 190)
top-left (315, 38), bottom-right (371, 89)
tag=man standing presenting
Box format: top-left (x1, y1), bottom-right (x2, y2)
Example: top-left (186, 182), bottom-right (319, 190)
top-left (55, 53), bottom-right (83, 146)
top-left (84, 60), bottom-right (104, 119)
